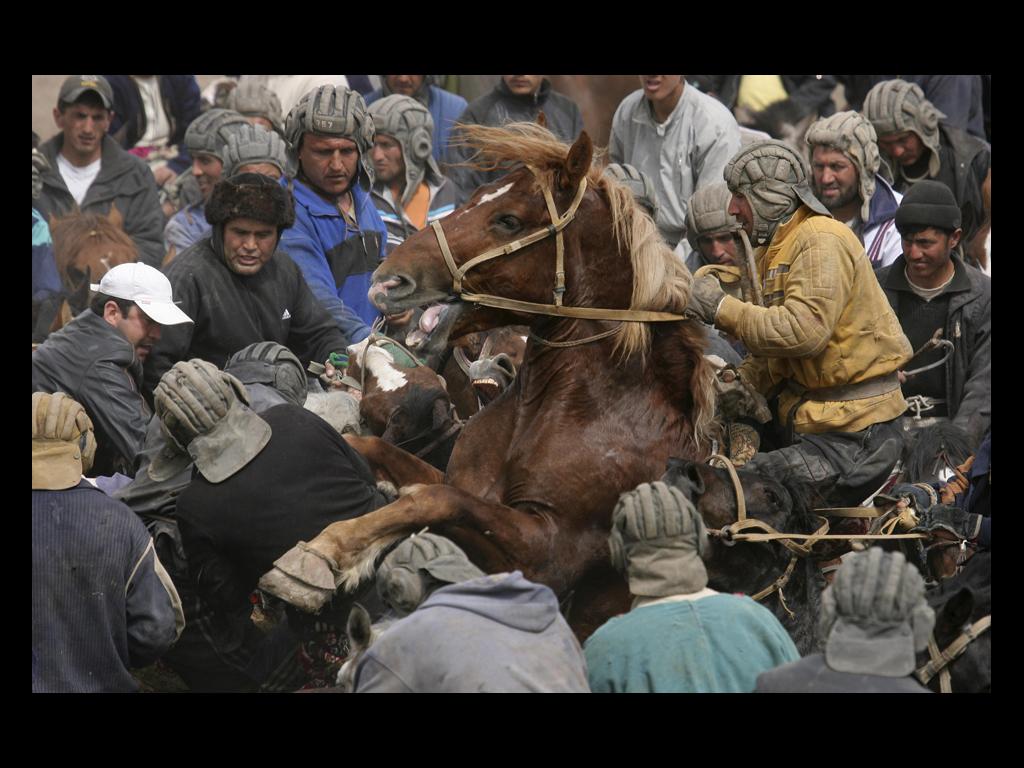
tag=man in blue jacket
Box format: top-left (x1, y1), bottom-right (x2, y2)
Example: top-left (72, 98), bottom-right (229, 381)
top-left (280, 85), bottom-right (388, 344)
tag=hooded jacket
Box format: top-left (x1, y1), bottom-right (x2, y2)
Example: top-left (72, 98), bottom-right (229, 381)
top-left (36, 134), bottom-right (166, 267)
top-left (447, 79), bottom-right (584, 204)
top-left (366, 83), bottom-right (468, 164)
top-left (354, 572), bottom-right (591, 692)
top-left (876, 254), bottom-right (990, 445)
top-left (103, 75), bottom-right (202, 175)
top-left (143, 233), bottom-right (349, 398)
top-left (33, 309), bottom-right (150, 477)
top-left (715, 206), bottom-right (913, 434)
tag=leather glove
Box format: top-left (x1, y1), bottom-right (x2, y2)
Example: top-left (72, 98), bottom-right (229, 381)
top-left (686, 275), bottom-right (727, 324)
top-left (891, 482), bottom-right (938, 512)
top-left (713, 366), bottom-right (772, 424)
top-left (911, 504), bottom-right (983, 541)
top-left (728, 422), bottom-right (759, 466)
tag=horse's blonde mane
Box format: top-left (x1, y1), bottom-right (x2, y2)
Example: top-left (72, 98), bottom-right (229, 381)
top-left (454, 122), bottom-right (693, 360)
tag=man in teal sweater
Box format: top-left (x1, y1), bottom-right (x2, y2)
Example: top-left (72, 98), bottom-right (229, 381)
top-left (584, 481), bottom-right (799, 693)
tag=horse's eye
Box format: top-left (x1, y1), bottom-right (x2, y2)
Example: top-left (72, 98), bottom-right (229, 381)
top-left (493, 214), bottom-right (522, 232)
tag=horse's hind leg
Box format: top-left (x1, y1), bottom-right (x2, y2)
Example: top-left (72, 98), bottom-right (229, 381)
top-left (344, 434), bottom-right (444, 489)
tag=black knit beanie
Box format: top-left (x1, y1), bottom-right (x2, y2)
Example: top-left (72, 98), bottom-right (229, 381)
top-left (894, 180), bottom-right (961, 235)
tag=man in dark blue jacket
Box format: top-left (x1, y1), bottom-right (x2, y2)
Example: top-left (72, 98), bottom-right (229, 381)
top-left (32, 392), bottom-right (183, 692)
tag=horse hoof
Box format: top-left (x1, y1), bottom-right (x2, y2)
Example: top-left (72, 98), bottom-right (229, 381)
top-left (257, 543), bottom-right (340, 613)
top-left (258, 566), bottom-right (334, 613)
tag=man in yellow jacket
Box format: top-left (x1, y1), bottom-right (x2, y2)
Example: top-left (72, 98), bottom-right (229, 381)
top-left (686, 140), bottom-right (913, 506)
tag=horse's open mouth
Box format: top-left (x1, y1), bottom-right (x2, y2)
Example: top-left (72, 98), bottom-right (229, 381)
top-left (403, 299), bottom-right (467, 356)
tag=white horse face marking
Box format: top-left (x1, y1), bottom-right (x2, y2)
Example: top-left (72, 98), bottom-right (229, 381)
top-left (457, 182), bottom-right (515, 218)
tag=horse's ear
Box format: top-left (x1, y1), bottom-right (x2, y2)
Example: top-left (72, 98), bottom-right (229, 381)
top-left (560, 131), bottom-right (593, 190)
top-left (936, 587), bottom-right (974, 638)
top-left (536, 110), bottom-right (548, 129)
top-left (107, 203), bottom-right (123, 230)
top-left (346, 603), bottom-right (373, 653)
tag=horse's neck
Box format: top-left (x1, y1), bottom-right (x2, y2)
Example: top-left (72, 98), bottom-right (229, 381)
top-left (519, 320), bottom-right (640, 395)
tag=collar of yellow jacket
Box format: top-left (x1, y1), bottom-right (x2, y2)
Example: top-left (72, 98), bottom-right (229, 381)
top-left (764, 205), bottom-right (828, 256)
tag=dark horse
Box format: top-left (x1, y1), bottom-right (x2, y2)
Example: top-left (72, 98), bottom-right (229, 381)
top-left (259, 122), bottom-right (715, 639)
top-left (663, 459), bottom-right (827, 654)
top-left (917, 551), bottom-right (991, 693)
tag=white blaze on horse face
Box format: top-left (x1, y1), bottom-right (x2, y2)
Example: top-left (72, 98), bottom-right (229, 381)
top-left (458, 182), bottom-right (515, 217)
top-left (348, 338), bottom-right (409, 393)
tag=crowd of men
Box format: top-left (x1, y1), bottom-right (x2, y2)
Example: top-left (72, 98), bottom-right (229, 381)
top-left (32, 74), bottom-right (990, 693)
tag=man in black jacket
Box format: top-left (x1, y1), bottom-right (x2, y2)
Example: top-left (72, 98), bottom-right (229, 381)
top-left (144, 173), bottom-right (350, 399)
top-left (876, 181), bottom-right (990, 446)
top-left (33, 262), bottom-right (193, 477)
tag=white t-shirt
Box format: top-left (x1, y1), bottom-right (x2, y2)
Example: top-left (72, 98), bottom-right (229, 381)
top-left (56, 154), bottom-right (101, 206)
top-left (132, 76), bottom-right (170, 146)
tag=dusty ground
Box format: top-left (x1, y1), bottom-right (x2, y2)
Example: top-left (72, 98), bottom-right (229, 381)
top-left (32, 75), bottom-right (224, 143)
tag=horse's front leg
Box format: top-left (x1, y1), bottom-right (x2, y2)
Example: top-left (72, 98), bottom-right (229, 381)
top-left (344, 434), bottom-right (444, 489)
top-left (258, 485), bottom-right (556, 613)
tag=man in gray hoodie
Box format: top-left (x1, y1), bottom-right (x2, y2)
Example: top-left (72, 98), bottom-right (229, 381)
top-left (352, 533), bottom-right (591, 692)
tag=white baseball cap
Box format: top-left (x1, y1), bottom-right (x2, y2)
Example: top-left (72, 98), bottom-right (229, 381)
top-left (90, 263), bottom-right (193, 326)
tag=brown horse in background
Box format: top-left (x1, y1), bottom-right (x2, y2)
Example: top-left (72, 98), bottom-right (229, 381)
top-left (48, 205), bottom-right (138, 328)
top-left (260, 122), bottom-right (715, 640)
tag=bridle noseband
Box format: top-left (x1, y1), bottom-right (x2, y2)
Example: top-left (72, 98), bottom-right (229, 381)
top-left (429, 167), bottom-right (688, 326)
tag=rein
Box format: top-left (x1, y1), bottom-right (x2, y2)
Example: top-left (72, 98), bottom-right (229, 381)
top-left (703, 454), bottom-right (928, 616)
top-left (914, 614), bottom-right (991, 693)
top-left (429, 168), bottom-right (689, 335)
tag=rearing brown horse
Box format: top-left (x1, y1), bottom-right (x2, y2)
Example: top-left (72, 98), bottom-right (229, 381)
top-left (259, 123), bottom-right (715, 639)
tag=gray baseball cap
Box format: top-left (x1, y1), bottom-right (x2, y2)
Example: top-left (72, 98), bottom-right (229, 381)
top-left (58, 75), bottom-right (113, 109)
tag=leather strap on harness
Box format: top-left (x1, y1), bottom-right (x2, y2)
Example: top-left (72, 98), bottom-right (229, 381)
top-left (430, 169), bottom-right (689, 324)
top-left (915, 615), bottom-right (991, 692)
